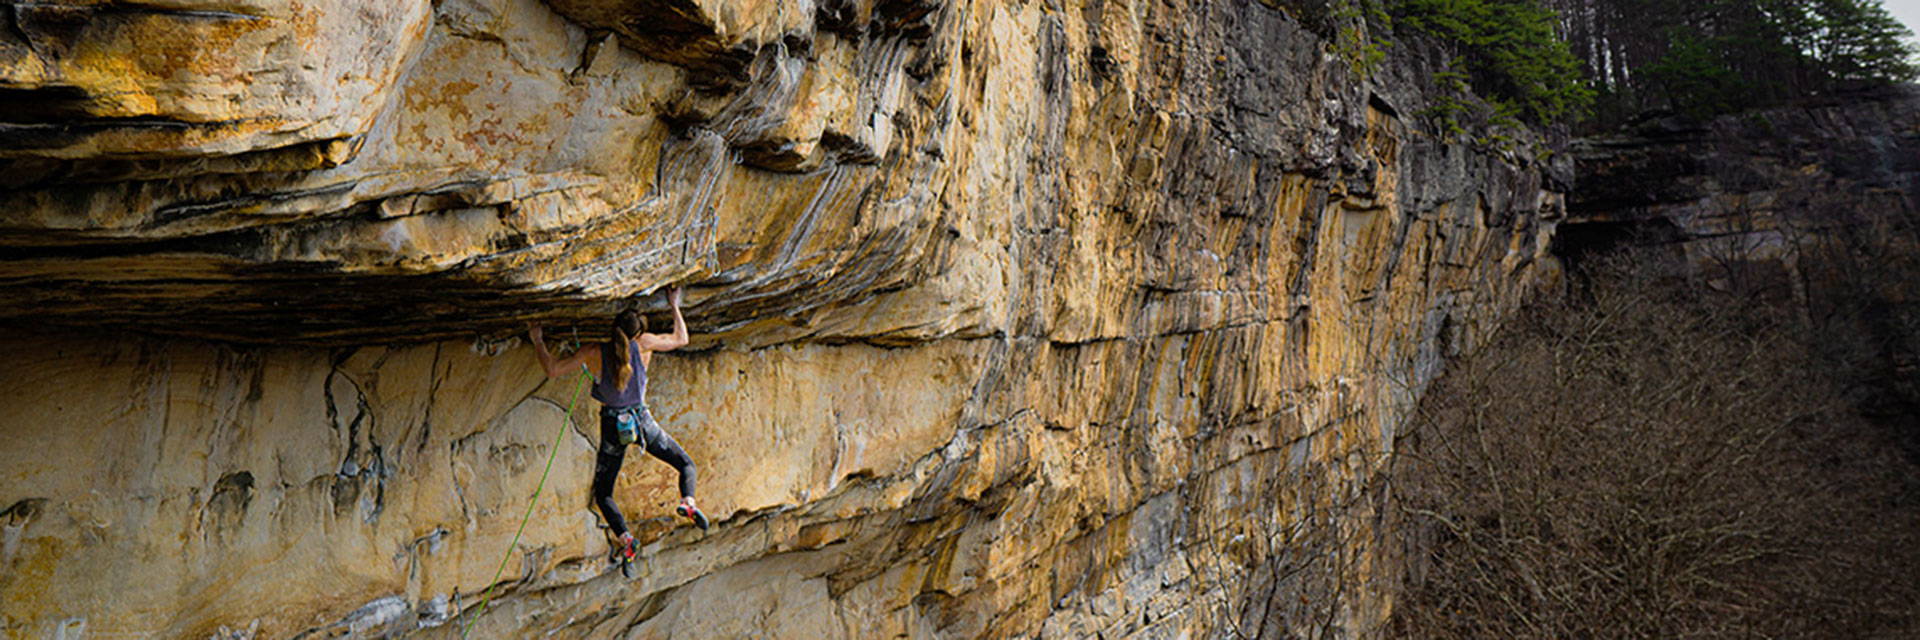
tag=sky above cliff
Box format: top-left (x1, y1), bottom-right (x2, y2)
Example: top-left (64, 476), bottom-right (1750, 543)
top-left (1890, 0), bottom-right (1920, 45)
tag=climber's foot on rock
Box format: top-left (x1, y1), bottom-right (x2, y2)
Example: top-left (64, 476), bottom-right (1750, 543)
top-left (677, 498), bottom-right (709, 530)
top-left (610, 532), bottom-right (637, 564)
top-left (607, 532), bottom-right (638, 578)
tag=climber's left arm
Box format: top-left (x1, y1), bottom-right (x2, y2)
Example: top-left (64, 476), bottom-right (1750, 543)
top-left (530, 324), bottom-right (599, 378)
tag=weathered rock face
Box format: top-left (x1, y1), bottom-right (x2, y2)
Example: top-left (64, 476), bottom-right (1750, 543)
top-left (1567, 85), bottom-right (1920, 270)
top-left (0, 1), bottom-right (1563, 638)
top-left (1568, 86), bottom-right (1920, 481)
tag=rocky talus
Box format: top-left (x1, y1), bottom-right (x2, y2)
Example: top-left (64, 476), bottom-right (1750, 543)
top-left (0, 1), bottom-right (1562, 638)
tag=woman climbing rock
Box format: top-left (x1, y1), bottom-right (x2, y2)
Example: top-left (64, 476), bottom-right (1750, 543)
top-left (527, 286), bottom-right (706, 565)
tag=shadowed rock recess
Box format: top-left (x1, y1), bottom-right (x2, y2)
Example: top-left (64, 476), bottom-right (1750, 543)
top-left (0, 1), bottom-right (1563, 638)
top-left (1569, 85), bottom-right (1920, 270)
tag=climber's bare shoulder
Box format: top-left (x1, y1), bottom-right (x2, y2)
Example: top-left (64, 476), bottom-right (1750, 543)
top-left (569, 345), bottom-right (602, 373)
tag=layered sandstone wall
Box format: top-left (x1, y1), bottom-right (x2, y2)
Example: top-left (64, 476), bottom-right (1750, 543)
top-left (0, 1), bottom-right (1563, 638)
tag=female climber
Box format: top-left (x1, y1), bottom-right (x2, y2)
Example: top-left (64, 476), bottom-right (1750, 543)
top-left (527, 286), bottom-right (706, 565)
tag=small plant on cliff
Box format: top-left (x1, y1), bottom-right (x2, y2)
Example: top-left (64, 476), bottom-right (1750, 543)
top-left (1332, 0), bottom-right (1394, 78)
top-left (1417, 63), bottom-right (1477, 141)
top-left (1418, 59), bottom-right (1539, 156)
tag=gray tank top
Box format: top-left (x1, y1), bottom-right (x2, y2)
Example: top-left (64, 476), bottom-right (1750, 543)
top-left (591, 341), bottom-right (648, 408)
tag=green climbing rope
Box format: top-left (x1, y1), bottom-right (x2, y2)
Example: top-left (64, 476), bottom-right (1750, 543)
top-left (461, 366), bottom-right (590, 639)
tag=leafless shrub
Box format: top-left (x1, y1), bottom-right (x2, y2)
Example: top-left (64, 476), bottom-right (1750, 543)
top-left (1389, 252), bottom-right (1920, 639)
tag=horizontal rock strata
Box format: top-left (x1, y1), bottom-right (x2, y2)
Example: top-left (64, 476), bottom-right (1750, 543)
top-left (1568, 85), bottom-right (1920, 269)
top-left (0, 0), bottom-right (1563, 638)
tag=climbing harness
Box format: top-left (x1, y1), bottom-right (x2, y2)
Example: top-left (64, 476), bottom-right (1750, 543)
top-left (459, 361), bottom-right (591, 639)
top-left (610, 406), bottom-right (643, 447)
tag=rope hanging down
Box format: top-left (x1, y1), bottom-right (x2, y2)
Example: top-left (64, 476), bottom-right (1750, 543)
top-left (461, 365), bottom-right (590, 639)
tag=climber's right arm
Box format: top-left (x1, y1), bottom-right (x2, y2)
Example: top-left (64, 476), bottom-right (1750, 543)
top-left (639, 287), bottom-right (691, 352)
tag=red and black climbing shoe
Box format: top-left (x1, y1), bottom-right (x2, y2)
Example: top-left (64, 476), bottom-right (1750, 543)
top-left (611, 533), bottom-right (637, 563)
top-left (610, 532), bottom-right (638, 578)
top-left (677, 503), bottom-right (710, 531)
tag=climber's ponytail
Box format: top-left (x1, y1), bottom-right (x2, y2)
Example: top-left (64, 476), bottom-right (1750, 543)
top-left (611, 309), bottom-right (644, 390)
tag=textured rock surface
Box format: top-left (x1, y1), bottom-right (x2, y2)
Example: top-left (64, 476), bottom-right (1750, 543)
top-left (1568, 85), bottom-right (1920, 270)
top-left (0, 1), bottom-right (1564, 638)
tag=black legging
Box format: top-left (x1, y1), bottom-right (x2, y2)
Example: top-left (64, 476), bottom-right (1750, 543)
top-left (592, 405), bottom-right (696, 538)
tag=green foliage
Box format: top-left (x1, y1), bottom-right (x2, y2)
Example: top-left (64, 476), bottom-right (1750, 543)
top-left (1642, 35), bottom-right (1748, 119)
top-left (1393, 0), bottom-right (1596, 125)
top-left (1335, 24), bottom-right (1391, 78)
top-left (1417, 63), bottom-right (1478, 140)
top-left (1331, 0), bottom-right (1393, 78)
top-left (1798, 0), bottom-right (1919, 82)
top-left (1317, 0), bottom-right (1915, 129)
top-left (1651, 0), bottom-right (1915, 116)
top-left (1552, 0), bottom-right (1918, 127)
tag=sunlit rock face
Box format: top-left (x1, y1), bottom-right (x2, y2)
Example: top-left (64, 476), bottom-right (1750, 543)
top-left (0, 0), bottom-right (1564, 638)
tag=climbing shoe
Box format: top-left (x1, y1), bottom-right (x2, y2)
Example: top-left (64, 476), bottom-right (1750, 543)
top-left (677, 504), bottom-right (709, 531)
top-left (612, 532), bottom-right (637, 563)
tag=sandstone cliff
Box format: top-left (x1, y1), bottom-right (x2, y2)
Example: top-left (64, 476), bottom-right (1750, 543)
top-left (0, 1), bottom-right (1563, 638)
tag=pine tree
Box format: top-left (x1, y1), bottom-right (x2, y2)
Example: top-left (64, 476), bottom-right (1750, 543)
top-left (1394, 0), bottom-right (1595, 124)
top-left (1533, 0), bottom-right (1916, 126)
top-left (1804, 0), bottom-right (1918, 82)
